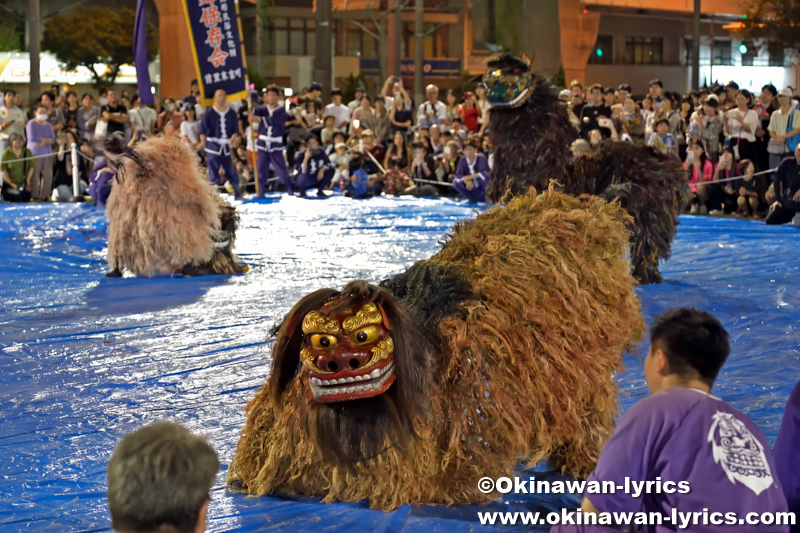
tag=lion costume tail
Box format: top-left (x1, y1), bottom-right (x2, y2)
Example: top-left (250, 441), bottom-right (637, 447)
top-left (104, 135), bottom-right (247, 277)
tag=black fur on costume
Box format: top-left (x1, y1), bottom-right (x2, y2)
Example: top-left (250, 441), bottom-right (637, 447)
top-left (484, 53), bottom-right (688, 284)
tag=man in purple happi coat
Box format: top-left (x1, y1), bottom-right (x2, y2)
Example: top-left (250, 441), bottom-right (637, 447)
top-left (453, 143), bottom-right (488, 203)
top-left (774, 379), bottom-right (800, 533)
top-left (552, 308), bottom-right (790, 533)
top-left (200, 88), bottom-right (242, 200)
top-left (250, 84), bottom-right (291, 196)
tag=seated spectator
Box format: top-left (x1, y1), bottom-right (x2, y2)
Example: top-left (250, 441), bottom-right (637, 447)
top-left (320, 115), bottom-right (341, 146)
top-left (708, 146), bottom-right (738, 214)
top-left (766, 143), bottom-right (800, 225)
top-left (344, 153), bottom-right (372, 199)
top-left (323, 88), bottom-right (350, 130)
top-left (26, 104), bottom-right (56, 201)
top-left (329, 141), bottom-right (350, 185)
top-left (325, 132), bottom-right (347, 156)
top-left (163, 120), bottom-right (181, 139)
top-left (361, 129), bottom-right (386, 171)
top-left (685, 140), bottom-right (713, 214)
top-left (389, 93), bottom-right (413, 139)
top-left (773, 379), bottom-right (800, 533)
top-left (1, 133), bottom-right (33, 202)
top-left (736, 158), bottom-right (760, 217)
top-left (618, 96), bottom-right (644, 144)
top-left (417, 84), bottom-right (447, 129)
top-left (453, 142), bottom-right (489, 203)
top-left (107, 421), bottom-right (219, 533)
top-left (647, 118), bottom-right (677, 156)
top-left (294, 135), bottom-right (334, 197)
top-left (438, 140), bottom-right (461, 184)
top-left (553, 308), bottom-right (790, 533)
top-left (429, 124), bottom-right (445, 160)
top-left (384, 130), bottom-right (410, 173)
top-left (409, 140), bottom-right (436, 185)
top-left (570, 138), bottom-right (591, 158)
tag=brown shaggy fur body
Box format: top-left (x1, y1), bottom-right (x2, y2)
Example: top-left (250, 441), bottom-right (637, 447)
top-left (106, 136), bottom-right (243, 277)
top-left (229, 187), bottom-right (646, 510)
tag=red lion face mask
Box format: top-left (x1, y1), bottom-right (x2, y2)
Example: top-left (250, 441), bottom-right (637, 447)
top-left (301, 301), bottom-right (396, 402)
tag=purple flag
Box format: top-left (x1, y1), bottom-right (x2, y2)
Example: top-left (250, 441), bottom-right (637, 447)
top-left (133, 0), bottom-right (154, 105)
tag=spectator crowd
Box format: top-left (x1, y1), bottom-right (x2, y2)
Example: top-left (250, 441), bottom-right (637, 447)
top-left (2, 74), bottom-right (800, 224)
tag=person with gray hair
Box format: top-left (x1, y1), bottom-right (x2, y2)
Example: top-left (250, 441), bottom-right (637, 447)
top-left (107, 421), bottom-right (219, 533)
top-left (417, 84), bottom-right (446, 128)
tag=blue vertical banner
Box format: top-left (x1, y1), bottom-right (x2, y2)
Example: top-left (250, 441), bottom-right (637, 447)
top-left (182, 0), bottom-right (248, 107)
top-left (133, 0), bottom-right (154, 105)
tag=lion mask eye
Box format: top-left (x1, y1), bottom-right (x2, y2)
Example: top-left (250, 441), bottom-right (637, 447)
top-left (352, 326), bottom-right (379, 345)
top-left (309, 334), bottom-right (338, 349)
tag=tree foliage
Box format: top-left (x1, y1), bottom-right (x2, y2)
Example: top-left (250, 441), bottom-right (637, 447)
top-left (0, 10), bottom-right (25, 51)
top-left (740, 0), bottom-right (800, 54)
top-left (42, 6), bottom-right (158, 89)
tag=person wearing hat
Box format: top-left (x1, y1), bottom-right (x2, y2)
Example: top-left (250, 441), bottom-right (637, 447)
top-left (250, 84), bottom-right (292, 197)
top-left (347, 87), bottom-right (365, 113)
top-left (323, 88), bottom-right (351, 131)
top-left (1, 132), bottom-right (33, 202)
top-left (767, 88), bottom-right (800, 175)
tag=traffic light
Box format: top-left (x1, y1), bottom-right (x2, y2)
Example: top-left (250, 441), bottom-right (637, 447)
top-left (739, 44), bottom-right (748, 54)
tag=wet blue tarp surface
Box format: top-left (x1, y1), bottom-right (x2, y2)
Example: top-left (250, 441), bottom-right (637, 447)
top-left (1, 196), bottom-right (799, 532)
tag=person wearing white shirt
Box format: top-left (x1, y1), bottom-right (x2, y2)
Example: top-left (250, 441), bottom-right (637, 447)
top-left (347, 88), bottom-right (364, 113)
top-left (322, 89), bottom-right (351, 130)
top-left (723, 89), bottom-right (758, 163)
top-left (767, 87), bottom-right (800, 173)
top-left (0, 89), bottom-right (27, 153)
top-left (381, 77), bottom-right (412, 112)
top-left (417, 84), bottom-right (447, 128)
top-left (129, 95), bottom-right (158, 139)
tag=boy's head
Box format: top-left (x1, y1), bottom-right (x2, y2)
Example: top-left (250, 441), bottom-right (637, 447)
top-left (655, 118), bottom-right (670, 135)
top-left (645, 308), bottom-right (730, 393)
top-left (107, 422), bottom-right (219, 533)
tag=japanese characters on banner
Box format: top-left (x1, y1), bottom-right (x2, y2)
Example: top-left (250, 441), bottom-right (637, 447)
top-left (182, 0), bottom-right (248, 106)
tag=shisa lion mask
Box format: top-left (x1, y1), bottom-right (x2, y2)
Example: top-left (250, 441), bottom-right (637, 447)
top-left (301, 302), bottom-right (396, 402)
top-left (482, 53), bottom-right (535, 109)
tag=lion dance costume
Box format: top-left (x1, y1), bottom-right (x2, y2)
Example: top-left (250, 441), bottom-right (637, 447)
top-left (104, 135), bottom-right (247, 277)
top-left (229, 187), bottom-right (646, 510)
top-left (483, 54), bottom-right (687, 284)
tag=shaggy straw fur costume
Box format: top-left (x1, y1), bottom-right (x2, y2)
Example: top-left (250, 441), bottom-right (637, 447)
top-left (484, 54), bottom-right (687, 284)
top-left (105, 135), bottom-right (246, 277)
top-left (229, 187), bottom-right (646, 510)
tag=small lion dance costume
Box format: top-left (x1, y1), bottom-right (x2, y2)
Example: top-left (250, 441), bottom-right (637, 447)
top-left (484, 54), bottom-right (687, 284)
top-left (104, 136), bottom-right (247, 277)
top-left (229, 187), bottom-right (646, 510)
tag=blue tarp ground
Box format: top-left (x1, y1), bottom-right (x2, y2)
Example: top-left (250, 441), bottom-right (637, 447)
top-left (1, 196), bottom-right (799, 533)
